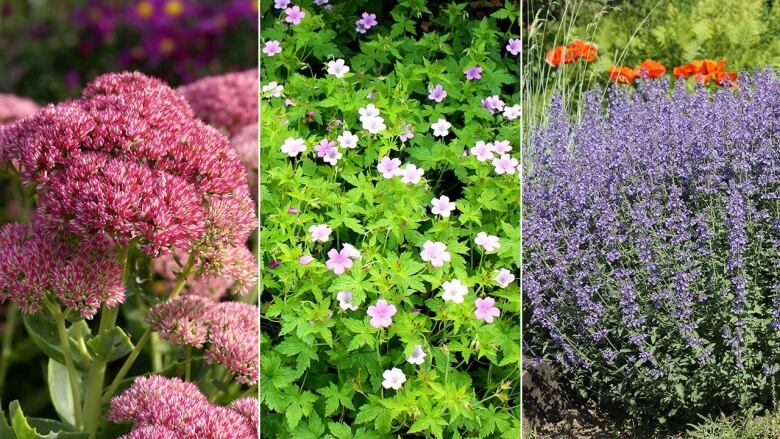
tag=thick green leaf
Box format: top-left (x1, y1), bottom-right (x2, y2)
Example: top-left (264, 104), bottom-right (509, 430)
top-left (0, 401), bottom-right (14, 439)
top-left (85, 326), bottom-right (134, 362)
top-left (22, 314), bottom-right (91, 370)
top-left (47, 359), bottom-right (84, 428)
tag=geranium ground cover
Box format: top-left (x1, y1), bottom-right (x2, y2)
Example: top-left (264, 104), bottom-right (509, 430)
top-left (260, 1), bottom-right (521, 437)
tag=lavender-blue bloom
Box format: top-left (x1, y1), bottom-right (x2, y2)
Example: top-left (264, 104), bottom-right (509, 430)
top-left (524, 70), bottom-right (780, 421)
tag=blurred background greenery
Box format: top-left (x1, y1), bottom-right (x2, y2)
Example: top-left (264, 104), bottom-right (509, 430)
top-left (0, 0), bottom-right (257, 104)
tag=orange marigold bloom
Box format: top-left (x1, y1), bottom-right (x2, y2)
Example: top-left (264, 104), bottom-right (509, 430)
top-left (634, 59), bottom-right (666, 79)
top-left (608, 66), bottom-right (636, 84)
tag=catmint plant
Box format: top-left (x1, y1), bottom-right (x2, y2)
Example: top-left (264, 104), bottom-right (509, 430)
top-left (524, 70), bottom-right (780, 423)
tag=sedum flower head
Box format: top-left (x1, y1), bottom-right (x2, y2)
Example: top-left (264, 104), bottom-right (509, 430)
top-left (177, 69), bottom-right (258, 137)
top-left (0, 72), bottom-right (257, 289)
top-left (108, 375), bottom-right (257, 438)
top-left (0, 93), bottom-right (38, 126)
top-left (0, 221), bottom-right (124, 318)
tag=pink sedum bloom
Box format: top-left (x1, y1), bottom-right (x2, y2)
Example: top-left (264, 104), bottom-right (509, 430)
top-left (382, 367), bottom-right (406, 390)
top-left (262, 40), bottom-right (282, 57)
top-left (0, 94), bottom-right (39, 126)
top-left (494, 268), bottom-right (516, 288)
top-left (0, 222), bottom-right (124, 318)
top-left (146, 295), bottom-right (214, 348)
top-left (308, 224), bottom-right (333, 242)
top-left (178, 69), bottom-right (258, 136)
top-left (407, 345), bottom-right (426, 365)
top-left (399, 163), bottom-right (424, 184)
top-left (337, 290), bottom-right (359, 311)
top-left (367, 299), bottom-right (396, 328)
top-left (441, 279), bottom-right (468, 303)
top-left (326, 248), bottom-right (353, 275)
top-left (420, 240), bottom-right (451, 268)
top-left (474, 297), bottom-right (501, 323)
top-left (493, 154), bottom-right (519, 175)
top-left (284, 5), bottom-right (305, 25)
top-left (377, 156), bottom-right (402, 178)
top-left (470, 141), bottom-right (495, 162)
top-left (108, 375), bottom-right (257, 439)
top-left (475, 232), bottom-right (501, 253)
top-left (430, 195), bottom-right (457, 217)
top-left (281, 137), bottom-right (306, 157)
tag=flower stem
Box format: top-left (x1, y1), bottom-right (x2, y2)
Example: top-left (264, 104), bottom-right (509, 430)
top-left (81, 305), bottom-right (119, 438)
top-left (185, 345), bottom-right (192, 381)
top-left (48, 301), bottom-right (83, 431)
top-left (101, 253), bottom-right (196, 403)
top-left (0, 303), bottom-right (19, 398)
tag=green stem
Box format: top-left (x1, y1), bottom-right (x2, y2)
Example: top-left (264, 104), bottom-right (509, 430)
top-left (101, 253), bottom-right (196, 403)
top-left (81, 305), bottom-right (119, 438)
top-left (48, 301), bottom-right (83, 431)
top-left (100, 329), bottom-right (150, 404)
top-left (0, 303), bottom-right (19, 398)
top-left (185, 345), bottom-right (192, 382)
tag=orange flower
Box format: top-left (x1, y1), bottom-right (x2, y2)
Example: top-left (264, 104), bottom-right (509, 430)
top-left (715, 70), bottom-right (738, 86)
top-left (567, 39), bottom-right (599, 62)
top-left (633, 59), bottom-right (666, 79)
top-left (608, 66), bottom-right (636, 84)
top-left (545, 45), bottom-right (576, 67)
top-left (673, 63), bottom-right (695, 79)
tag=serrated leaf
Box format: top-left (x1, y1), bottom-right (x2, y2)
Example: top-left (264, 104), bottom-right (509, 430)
top-left (85, 326), bottom-right (134, 362)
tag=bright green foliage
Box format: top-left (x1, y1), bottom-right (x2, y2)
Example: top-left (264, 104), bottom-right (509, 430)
top-left (261, 1), bottom-right (520, 437)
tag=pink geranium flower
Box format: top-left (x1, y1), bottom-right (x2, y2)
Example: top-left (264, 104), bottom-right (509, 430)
top-left (506, 38), bottom-right (522, 55)
top-left (420, 240), bottom-right (451, 268)
top-left (381, 367), bottom-right (406, 390)
top-left (377, 157), bottom-right (402, 178)
top-left (337, 291), bottom-right (359, 311)
top-left (367, 299), bottom-right (396, 328)
top-left (326, 248), bottom-right (353, 275)
top-left (407, 345), bottom-right (426, 365)
top-left (474, 297), bottom-right (500, 323)
top-left (262, 40), bottom-right (282, 57)
top-left (470, 141), bottom-right (494, 162)
top-left (475, 232), bottom-right (501, 253)
top-left (430, 195), bottom-right (457, 217)
top-left (308, 224), bottom-right (332, 242)
top-left (428, 84), bottom-right (447, 102)
top-left (284, 5), bottom-right (305, 25)
top-left (493, 154), bottom-right (519, 175)
top-left (399, 164), bottom-right (424, 184)
top-left (465, 66), bottom-right (483, 80)
top-left (298, 255), bottom-right (314, 265)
